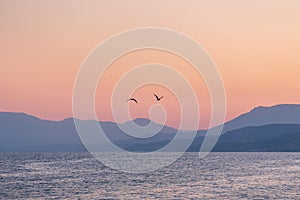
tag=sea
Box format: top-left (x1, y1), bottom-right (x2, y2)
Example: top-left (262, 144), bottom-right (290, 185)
top-left (0, 152), bottom-right (299, 199)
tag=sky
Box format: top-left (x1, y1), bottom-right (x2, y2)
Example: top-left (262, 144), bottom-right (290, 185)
top-left (0, 0), bottom-right (300, 129)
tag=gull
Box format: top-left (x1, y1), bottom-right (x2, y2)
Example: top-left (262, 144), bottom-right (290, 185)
top-left (154, 94), bottom-right (164, 101)
top-left (127, 98), bottom-right (138, 104)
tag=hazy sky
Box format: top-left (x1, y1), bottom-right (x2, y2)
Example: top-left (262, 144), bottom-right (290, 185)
top-left (1, 0), bottom-right (300, 128)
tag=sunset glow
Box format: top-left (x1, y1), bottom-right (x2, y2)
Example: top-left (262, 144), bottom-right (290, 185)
top-left (1, 0), bottom-right (300, 129)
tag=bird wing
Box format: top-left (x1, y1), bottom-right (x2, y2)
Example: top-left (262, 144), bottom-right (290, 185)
top-left (127, 98), bottom-right (138, 103)
top-left (132, 98), bottom-right (138, 103)
top-left (153, 94), bottom-right (159, 100)
top-left (159, 96), bottom-right (164, 99)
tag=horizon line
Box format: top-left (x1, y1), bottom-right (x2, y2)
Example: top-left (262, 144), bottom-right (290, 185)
top-left (1, 103), bottom-right (299, 130)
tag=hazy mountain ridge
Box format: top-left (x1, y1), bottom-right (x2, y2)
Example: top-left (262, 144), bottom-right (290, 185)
top-left (128, 124), bottom-right (300, 152)
top-left (220, 104), bottom-right (300, 133)
top-left (0, 104), bottom-right (300, 152)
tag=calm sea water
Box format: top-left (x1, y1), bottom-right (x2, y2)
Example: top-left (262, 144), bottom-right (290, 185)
top-left (0, 152), bottom-right (299, 199)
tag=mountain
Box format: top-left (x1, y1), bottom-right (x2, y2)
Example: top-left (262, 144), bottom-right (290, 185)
top-left (221, 104), bottom-right (300, 133)
top-left (0, 104), bottom-right (300, 152)
top-left (200, 124), bottom-right (300, 152)
top-left (128, 124), bottom-right (300, 152)
top-left (0, 113), bottom-right (177, 152)
top-left (0, 112), bottom-right (83, 152)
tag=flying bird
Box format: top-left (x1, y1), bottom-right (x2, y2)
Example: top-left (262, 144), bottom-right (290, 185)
top-left (127, 98), bottom-right (138, 104)
top-left (154, 94), bottom-right (164, 101)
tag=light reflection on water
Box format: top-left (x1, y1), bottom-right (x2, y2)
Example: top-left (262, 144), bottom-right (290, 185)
top-left (0, 152), bottom-right (299, 199)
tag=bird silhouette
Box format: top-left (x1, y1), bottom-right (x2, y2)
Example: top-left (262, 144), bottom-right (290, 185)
top-left (127, 98), bottom-right (138, 104)
top-left (154, 94), bottom-right (164, 101)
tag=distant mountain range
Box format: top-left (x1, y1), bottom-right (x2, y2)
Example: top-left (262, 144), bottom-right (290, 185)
top-left (221, 104), bottom-right (300, 133)
top-left (0, 104), bottom-right (300, 152)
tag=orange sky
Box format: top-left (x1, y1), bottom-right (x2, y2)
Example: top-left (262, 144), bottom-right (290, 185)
top-left (0, 0), bottom-right (300, 129)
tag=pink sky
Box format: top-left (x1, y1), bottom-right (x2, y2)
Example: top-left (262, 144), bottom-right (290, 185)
top-left (1, 0), bottom-right (300, 129)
